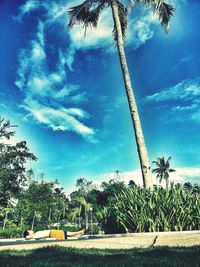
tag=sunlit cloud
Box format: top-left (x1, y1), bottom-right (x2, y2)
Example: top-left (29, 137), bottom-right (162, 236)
top-left (22, 101), bottom-right (95, 138)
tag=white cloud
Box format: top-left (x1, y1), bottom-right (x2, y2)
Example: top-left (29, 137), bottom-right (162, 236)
top-left (69, 92), bottom-right (88, 104)
top-left (22, 101), bottom-right (95, 138)
top-left (126, 12), bottom-right (156, 49)
top-left (65, 45), bottom-right (76, 71)
top-left (19, 0), bottom-right (40, 17)
top-left (171, 104), bottom-right (198, 113)
top-left (91, 170), bottom-right (144, 188)
top-left (90, 167), bottom-right (200, 189)
top-left (146, 78), bottom-right (200, 103)
top-left (171, 168), bottom-right (200, 185)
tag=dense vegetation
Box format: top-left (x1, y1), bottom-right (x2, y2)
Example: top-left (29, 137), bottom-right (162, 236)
top-left (0, 117), bottom-right (199, 238)
top-left (115, 186), bottom-right (200, 232)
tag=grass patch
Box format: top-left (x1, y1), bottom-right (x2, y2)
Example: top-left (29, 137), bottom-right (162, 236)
top-left (0, 246), bottom-right (199, 267)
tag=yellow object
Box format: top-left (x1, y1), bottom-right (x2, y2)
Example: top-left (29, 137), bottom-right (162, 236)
top-left (49, 230), bottom-right (65, 240)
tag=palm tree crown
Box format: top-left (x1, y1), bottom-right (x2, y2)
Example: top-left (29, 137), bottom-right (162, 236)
top-left (152, 156), bottom-right (176, 189)
top-left (68, 0), bottom-right (174, 37)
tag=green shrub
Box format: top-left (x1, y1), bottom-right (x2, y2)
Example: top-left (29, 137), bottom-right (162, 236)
top-left (114, 186), bottom-right (200, 232)
top-left (0, 227), bottom-right (25, 239)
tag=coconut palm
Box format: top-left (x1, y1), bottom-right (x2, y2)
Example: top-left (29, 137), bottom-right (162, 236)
top-left (152, 156), bottom-right (175, 190)
top-left (68, 0), bottom-right (175, 189)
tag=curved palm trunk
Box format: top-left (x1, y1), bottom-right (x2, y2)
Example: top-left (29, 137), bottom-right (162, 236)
top-left (166, 177), bottom-right (169, 190)
top-left (3, 210), bottom-right (8, 230)
top-left (85, 208), bottom-right (89, 230)
top-left (110, 0), bottom-right (153, 188)
top-left (31, 212), bottom-right (36, 231)
top-left (48, 207), bottom-right (52, 221)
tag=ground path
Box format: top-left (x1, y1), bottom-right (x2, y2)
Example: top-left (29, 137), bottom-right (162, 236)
top-left (0, 231), bottom-right (199, 250)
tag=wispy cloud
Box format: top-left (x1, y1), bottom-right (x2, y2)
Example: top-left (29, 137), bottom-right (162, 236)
top-left (15, 18), bottom-right (96, 142)
top-left (145, 78), bottom-right (200, 123)
top-left (19, 0), bottom-right (41, 16)
top-left (172, 55), bottom-right (193, 70)
top-left (146, 78), bottom-right (200, 103)
top-left (22, 101), bottom-right (95, 139)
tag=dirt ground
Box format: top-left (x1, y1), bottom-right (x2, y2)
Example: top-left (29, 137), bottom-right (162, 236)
top-left (0, 231), bottom-right (199, 251)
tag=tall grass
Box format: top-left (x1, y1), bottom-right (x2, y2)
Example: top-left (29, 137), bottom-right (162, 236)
top-left (114, 186), bottom-right (200, 232)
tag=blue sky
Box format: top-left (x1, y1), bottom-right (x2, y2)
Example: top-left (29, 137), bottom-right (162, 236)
top-left (0, 0), bottom-right (200, 193)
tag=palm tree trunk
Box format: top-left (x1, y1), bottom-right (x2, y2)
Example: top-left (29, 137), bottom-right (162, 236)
top-left (166, 177), bottom-right (169, 190)
top-left (31, 212), bottom-right (36, 231)
top-left (48, 207), bottom-right (52, 221)
top-left (85, 208), bottom-right (88, 230)
top-left (3, 210), bottom-right (8, 230)
top-left (110, 0), bottom-right (153, 189)
top-left (20, 215), bottom-right (23, 226)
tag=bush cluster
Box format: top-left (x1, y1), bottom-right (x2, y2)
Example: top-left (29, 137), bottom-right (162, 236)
top-left (0, 227), bottom-right (25, 239)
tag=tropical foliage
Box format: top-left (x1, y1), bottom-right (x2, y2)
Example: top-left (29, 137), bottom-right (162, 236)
top-left (0, 117), bottom-right (199, 238)
top-left (114, 186), bottom-right (200, 232)
top-left (0, 118), bottom-right (37, 207)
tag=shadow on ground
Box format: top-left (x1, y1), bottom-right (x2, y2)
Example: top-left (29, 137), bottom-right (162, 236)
top-left (0, 246), bottom-right (199, 267)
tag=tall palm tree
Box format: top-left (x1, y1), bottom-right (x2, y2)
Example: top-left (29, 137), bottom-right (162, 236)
top-left (152, 156), bottom-right (175, 190)
top-left (68, 0), bottom-right (174, 189)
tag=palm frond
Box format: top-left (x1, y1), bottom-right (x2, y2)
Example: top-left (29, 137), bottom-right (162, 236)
top-left (152, 168), bottom-right (160, 173)
top-left (167, 156), bottom-right (171, 161)
top-left (128, 0), bottom-right (175, 33)
top-left (156, 1), bottom-right (175, 33)
top-left (127, 0), bottom-right (142, 13)
top-left (144, 0), bottom-right (175, 33)
top-left (166, 160), bottom-right (170, 169)
top-left (164, 172), bottom-right (169, 179)
top-left (113, 0), bottom-right (128, 40)
top-left (152, 162), bottom-right (160, 168)
top-left (68, 0), bottom-right (107, 35)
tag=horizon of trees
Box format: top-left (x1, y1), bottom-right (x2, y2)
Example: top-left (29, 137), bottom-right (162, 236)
top-left (0, 117), bottom-right (199, 236)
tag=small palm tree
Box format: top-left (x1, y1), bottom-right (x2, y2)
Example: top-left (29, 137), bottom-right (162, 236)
top-left (74, 196), bottom-right (91, 230)
top-left (68, 207), bottom-right (81, 226)
top-left (152, 156), bottom-right (175, 190)
top-left (68, 0), bottom-right (174, 189)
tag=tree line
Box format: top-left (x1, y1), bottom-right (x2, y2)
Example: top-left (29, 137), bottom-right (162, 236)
top-left (0, 117), bottom-right (199, 238)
